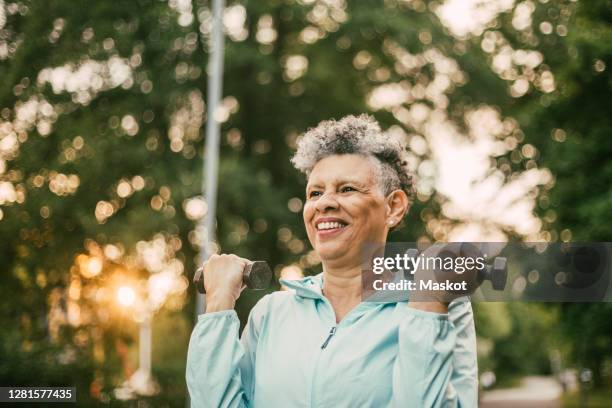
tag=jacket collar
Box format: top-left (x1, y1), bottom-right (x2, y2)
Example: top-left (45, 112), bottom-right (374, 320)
top-left (279, 273), bottom-right (325, 300)
top-left (279, 272), bottom-right (410, 303)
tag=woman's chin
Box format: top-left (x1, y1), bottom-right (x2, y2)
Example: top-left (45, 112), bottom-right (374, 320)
top-left (315, 243), bottom-right (356, 265)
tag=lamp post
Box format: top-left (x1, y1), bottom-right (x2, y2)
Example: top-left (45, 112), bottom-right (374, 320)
top-left (189, 3), bottom-right (225, 404)
top-left (196, 0), bottom-right (226, 316)
top-left (114, 285), bottom-right (159, 400)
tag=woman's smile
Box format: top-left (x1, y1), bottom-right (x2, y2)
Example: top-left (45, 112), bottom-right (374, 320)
top-left (315, 217), bottom-right (349, 238)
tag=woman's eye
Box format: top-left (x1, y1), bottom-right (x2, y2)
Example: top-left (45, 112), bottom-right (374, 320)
top-left (308, 191), bottom-right (322, 199)
top-left (341, 186), bottom-right (356, 193)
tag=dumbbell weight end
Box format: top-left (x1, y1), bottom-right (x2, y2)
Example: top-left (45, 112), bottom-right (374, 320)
top-left (193, 260), bottom-right (273, 294)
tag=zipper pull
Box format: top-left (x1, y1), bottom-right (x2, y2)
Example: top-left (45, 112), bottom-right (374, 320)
top-left (321, 326), bottom-right (337, 349)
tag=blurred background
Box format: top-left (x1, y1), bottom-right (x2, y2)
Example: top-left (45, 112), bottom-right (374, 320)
top-left (0, 0), bottom-right (610, 406)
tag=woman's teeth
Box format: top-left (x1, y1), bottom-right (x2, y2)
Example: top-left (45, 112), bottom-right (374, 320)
top-left (317, 222), bottom-right (345, 230)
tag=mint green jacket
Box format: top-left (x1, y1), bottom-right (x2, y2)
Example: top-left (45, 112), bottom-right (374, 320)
top-left (186, 274), bottom-right (478, 407)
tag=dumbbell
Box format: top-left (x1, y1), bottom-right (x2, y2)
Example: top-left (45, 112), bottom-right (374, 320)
top-left (481, 257), bottom-right (508, 290)
top-left (403, 244), bottom-right (507, 292)
top-left (193, 260), bottom-right (273, 294)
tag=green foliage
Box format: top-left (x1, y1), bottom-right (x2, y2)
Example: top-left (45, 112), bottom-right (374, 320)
top-left (474, 303), bottom-right (513, 341)
top-left (517, 0), bottom-right (612, 386)
top-left (563, 387), bottom-right (612, 408)
top-left (559, 303), bottom-right (612, 385)
top-left (0, 332), bottom-right (96, 405)
top-left (494, 303), bottom-right (559, 379)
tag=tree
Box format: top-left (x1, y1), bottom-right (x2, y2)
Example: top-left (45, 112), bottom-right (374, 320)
top-left (512, 0), bottom-right (612, 386)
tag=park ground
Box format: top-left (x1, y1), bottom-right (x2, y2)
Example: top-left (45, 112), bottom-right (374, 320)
top-left (480, 376), bottom-right (612, 408)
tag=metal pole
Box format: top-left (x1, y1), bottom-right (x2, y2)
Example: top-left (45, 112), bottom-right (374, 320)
top-left (196, 0), bottom-right (226, 316)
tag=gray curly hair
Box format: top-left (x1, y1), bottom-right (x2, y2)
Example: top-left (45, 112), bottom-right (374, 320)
top-left (291, 114), bottom-right (414, 200)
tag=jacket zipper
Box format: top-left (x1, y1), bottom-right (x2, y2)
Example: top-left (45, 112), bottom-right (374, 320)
top-left (320, 326), bottom-right (337, 349)
top-left (310, 297), bottom-right (336, 407)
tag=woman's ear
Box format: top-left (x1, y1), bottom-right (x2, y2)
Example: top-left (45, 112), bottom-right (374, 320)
top-left (385, 190), bottom-right (410, 228)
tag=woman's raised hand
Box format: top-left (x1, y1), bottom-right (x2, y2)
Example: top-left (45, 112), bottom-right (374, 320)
top-left (203, 254), bottom-right (250, 313)
top-left (410, 244), bottom-right (455, 314)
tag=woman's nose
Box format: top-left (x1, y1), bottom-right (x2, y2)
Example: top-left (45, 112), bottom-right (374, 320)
top-left (315, 191), bottom-right (339, 212)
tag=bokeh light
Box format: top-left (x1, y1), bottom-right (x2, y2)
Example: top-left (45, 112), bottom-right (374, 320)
top-left (117, 286), bottom-right (136, 307)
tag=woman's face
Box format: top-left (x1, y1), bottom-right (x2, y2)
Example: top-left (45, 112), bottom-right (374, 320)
top-left (303, 154), bottom-right (390, 268)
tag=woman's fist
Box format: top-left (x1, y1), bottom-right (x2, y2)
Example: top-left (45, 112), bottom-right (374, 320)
top-left (203, 254), bottom-right (250, 313)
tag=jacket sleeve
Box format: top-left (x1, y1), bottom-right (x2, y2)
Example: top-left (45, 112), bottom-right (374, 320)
top-left (448, 298), bottom-right (479, 407)
top-left (186, 295), bottom-right (269, 408)
top-left (392, 298), bottom-right (478, 408)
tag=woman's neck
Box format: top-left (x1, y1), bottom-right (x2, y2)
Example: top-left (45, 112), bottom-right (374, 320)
top-left (322, 265), bottom-right (363, 323)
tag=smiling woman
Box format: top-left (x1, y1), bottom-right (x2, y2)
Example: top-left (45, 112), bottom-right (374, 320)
top-left (304, 155), bottom-right (394, 264)
top-left (186, 115), bottom-right (478, 407)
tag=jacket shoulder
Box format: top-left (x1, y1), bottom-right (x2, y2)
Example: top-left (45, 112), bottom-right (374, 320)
top-left (248, 290), bottom-right (299, 319)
